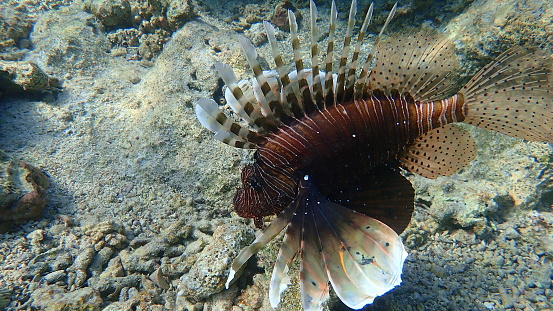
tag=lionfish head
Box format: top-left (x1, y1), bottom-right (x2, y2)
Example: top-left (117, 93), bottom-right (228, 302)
top-left (233, 164), bottom-right (281, 228)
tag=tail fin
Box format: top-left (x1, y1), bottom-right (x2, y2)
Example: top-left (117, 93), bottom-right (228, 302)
top-left (461, 46), bottom-right (553, 143)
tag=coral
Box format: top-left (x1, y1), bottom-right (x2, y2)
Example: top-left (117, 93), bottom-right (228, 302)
top-left (0, 60), bottom-right (61, 100)
top-left (0, 150), bottom-right (50, 232)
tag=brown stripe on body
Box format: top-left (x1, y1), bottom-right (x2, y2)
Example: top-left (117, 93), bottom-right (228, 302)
top-left (255, 92), bottom-right (466, 198)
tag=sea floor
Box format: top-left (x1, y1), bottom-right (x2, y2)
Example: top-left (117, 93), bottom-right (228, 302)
top-left (1, 0), bottom-right (552, 310)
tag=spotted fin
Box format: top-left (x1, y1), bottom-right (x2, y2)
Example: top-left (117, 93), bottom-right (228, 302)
top-left (461, 46), bottom-right (553, 143)
top-left (399, 123), bottom-right (476, 178)
top-left (368, 29), bottom-right (461, 102)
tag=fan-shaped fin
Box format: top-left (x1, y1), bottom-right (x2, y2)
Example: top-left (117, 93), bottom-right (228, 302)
top-left (368, 29), bottom-right (461, 102)
top-left (461, 46), bottom-right (553, 143)
top-left (399, 123), bottom-right (476, 178)
top-left (309, 180), bottom-right (407, 309)
top-left (195, 98), bottom-right (262, 149)
top-left (283, 177), bottom-right (406, 309)
top-left (328, 166), bottom-right (414, 234)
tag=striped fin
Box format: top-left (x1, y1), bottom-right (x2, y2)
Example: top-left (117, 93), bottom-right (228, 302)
top-left (269, 216), bottom-right (301, 308)
top-left (344, 3), bottom-right (373, 101)
top-left (335, 0), bottom-right (357, 102)
top-left (264, 21), bottom-right (305, 118)
top-left (238, 36), bottom-right (284, 121)
top-left (195, 98), bottom-right (262, 149)
top-left (225, 198), bottom-right (297, 290)
top-left (461, 46), bottom-right (553, 143)
top-left (264, 21), bottom-right (297, 118)
top-left (356, 3), bottom-right (397, 99)
top-left (323, 0), bottom-right (338, 106)
top-left (399, 124), bottom-right (476, 178)
top-left (216, 62), bottom-right (278, 132)
top-left (290, 10), bottom-right (316, 114)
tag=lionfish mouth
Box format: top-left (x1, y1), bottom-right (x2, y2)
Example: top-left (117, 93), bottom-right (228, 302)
top-left (194, 0), bottom-right (553, 308)
top-left (226, 175), bottom-right (407, 310)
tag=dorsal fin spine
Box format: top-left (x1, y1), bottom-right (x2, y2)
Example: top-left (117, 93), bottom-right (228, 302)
top-left (324, 1), bottom-right (338, 107)
top-left (309, 0), bottom-right (324, 109)
top-left (289, 10), bottom-right (316, 114)
top-left (238, 36), bottom-right (279, 121)
top-left (335, 0), bottom-right (357, 102)
top-left (345, 3), bottom-right (373, 101)
top-left (357, 3), bottom-right (397, 97)
top-left (289, 10), bottom-right (311, 116)
top-left (263, 21), bottom-right (297, 118)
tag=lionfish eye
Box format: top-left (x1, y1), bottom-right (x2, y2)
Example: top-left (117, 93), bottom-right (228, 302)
top-left (247, 176), bottom-right (262, 191)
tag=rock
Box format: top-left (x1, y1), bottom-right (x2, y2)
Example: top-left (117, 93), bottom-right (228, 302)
top-left (177, 224), bottom-right (254, 300)
top-left (0, 287), bottom-right (12, 309)
top-left (29, 5), bottom-right (111, 76)
top-left (447, 0), bottom-right (553, 71)
top-left (88, 274), bottom-right (141, 298)
top-left (26, 229), bottom-right (45, 245)
top-left (0, 6), bottom-right (34, 54)
top-left (69, 245), bottom-right (96, 272)
top-left (270, 1), bottom-right (298, 32)
top-left (503, 227), bottom-right (521, 240)
top-left (0, 60), bottom-right (61, 100)
top-left (88, 246), bottom-right (114, 277)
top-left (149, 267), bottom-right (170, 290)
top-left (0, 150), bottom-right (50, 232)
top-left (165, 0), bottom-right (196, 30)
top-left (30, 285), bottom-right (102, 310)
top-left (83, 0), bottom-right (132, 30)
top-left (43, 270), bottom-right (67, 284)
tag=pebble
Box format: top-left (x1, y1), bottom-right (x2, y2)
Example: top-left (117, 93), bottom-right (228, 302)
top-left (89, 247), bottom-right (115, 277)
top-left (26, 229), bottom-right (45, 245)
top-left (43, 270), bottom-right (66, 284)
top-left (70, 246), bottom-right (96, 271)
top-left (503, 227), bottom-right (521, 240)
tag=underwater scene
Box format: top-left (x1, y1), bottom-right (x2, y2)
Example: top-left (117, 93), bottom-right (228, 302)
top-left (1, 0), bottom-right (552, 310)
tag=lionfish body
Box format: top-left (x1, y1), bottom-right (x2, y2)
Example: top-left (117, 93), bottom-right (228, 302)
top-left (195, 1), bottom-right (553, 310)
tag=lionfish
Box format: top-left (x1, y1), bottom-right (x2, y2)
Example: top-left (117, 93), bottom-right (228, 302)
top-left (195, 0), bottom-right (552, 309)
